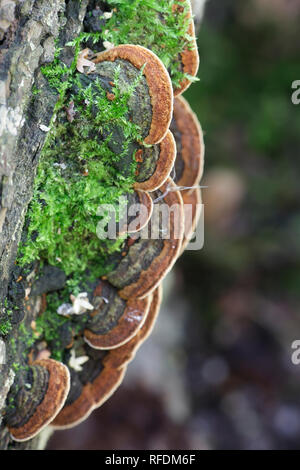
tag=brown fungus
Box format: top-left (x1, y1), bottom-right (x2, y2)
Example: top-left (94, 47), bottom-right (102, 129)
top-left (180, 187), bottom-right (202, 254)
top-left (52, 346), bottom-right (127, 430)
top-left (170, 96), bottom-right (204, 192)
top-left (105, 178), bottom-right (184, 299)
top-left (134, 130), bottom-right (177, 192)
top-left (92, 44), bottom-right (173, 145)
top-left (117, 190), bottom-right (154, 235)
top-left (6, 359), bottom-right (70, 442)
top-left (173, 0), bottom-right (200, 96)
top-left (52, 288), bottom-right (161, 430)
top-left (84, 282), bottom-right (152, 350)
top-left (103, 285), bottom-right (162, 370)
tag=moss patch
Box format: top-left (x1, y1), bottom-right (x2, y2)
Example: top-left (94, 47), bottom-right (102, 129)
top-left (75, 0), bottom-right (197, 88)
top-left (18, 62), bottom-right (146, 279)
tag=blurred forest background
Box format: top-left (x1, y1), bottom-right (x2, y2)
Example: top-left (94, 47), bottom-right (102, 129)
top-left (48, 0), bottom-right (300, 450)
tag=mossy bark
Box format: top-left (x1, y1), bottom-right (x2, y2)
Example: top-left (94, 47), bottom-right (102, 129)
top-left (0, 0), bottom-right (94, 451)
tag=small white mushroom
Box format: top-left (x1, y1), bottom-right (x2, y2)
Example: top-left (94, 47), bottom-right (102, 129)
top-left (70, 292), bottom-right (94, 315)
top-left (68, 349), bottom-right (89, 372)
top-left (57, 303), bottom-right (74, 316)
top-left (57, 292), bottom-right (94, 316)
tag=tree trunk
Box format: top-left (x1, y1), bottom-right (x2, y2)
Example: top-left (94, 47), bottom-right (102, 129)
top-left (0, 0), bottom-right (93, 450)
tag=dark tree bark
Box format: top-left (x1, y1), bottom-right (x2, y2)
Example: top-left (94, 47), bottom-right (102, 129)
top-left (0, 0), bottom-right (94, 450)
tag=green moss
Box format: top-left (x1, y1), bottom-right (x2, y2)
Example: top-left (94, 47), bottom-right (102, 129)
top-left (34, 289), bottom-right (89, 362)
top-left (0, 320), bottom-right (12, 337)
top-left (0, 301), bottom-right (13, 337)
top-left (18, 63), bottom-right (145, 278)
top-left (18, 323), bottom-right (35, 353)
top-left (72, 0), bottom-right (197, 88)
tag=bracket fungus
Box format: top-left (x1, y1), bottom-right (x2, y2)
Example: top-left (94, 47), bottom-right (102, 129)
top-left (92, 44), bottom-right (174, 145)
top-left (84, 282), bottom-right (152, 350)
top-left (117, 190), bottom-right (154, 235)
top-left (101, 286), bottom-right (163, 370)
top-left (1, 0), bottom-right (204, 447)
top-left (106, 179), bottom-right (184, 300)
top-left (134, 131), bottom-right (177, 192)
top-left (5, 359), bottom-right (70, 442)
top-left (52, 287), bottom-right (161, 430)
top-left (170, 96), bottom-right (205, 192)
top-left (173, 0), bottom-right (200, 96)
top-left (52, 347), bottom-right (126, 430)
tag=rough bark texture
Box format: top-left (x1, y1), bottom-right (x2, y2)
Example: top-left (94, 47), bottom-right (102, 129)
top-left (0, 0), bottom-right (91, 450)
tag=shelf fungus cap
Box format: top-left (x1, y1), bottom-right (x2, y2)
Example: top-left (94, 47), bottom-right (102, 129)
top-left (8, 359), bottom-right (70, 442)
top-left (103, 286), bottom-right (163, 370)
top-left (92, 44), bottom-right (173, 145)
top-left (170, 96), bottom-right (204, 192)
top-left (84, 281), bottom-right (152, 350)
top-left (106, 178), bottom-right (185, 299)
top-left (52, 288), bottom-right (162, 429)
top-left (173, 0), bottom-right (200, 96)
top-left (117, 190), bottom-right (154, 235)
top-left (52, 351), bottom-right (126, 430)
top-left (134, 131), bottom-right (177, 192)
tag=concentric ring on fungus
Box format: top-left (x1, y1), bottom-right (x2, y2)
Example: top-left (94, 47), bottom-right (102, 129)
top-left (92, 44), bottom-right (174, 145)
top-left (170, 95), bottom-right (204, 192)
top-left (134, 130), bottom-right (177, 192)
top-left (51, 360), bottom-right (126, 430)
top-left (7, 359), bottom-right (70, 442)
top-left (52, 289), bottom-right (161, 430)
top-left (102, 286), bottom-right (162, 370)
top-left (117, 190), bottom-right (154, 235)
top-left (106, 178), bottom-right (184, 300)
top-left (84, 282), bottom-right (152, 350)
top-left (173, 0), bottom-right (199, 96)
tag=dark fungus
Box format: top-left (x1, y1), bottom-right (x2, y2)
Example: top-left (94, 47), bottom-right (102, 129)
top-left (173, 0), bottom-right (199, 96)
top-left (170, 95), bottom-right (204, 192)
top-left (92, 44), bottom-right (174, 145)
top-left (52, 287), bottom-right (161, 429)
top-left (84, 281), bottom-right (152, 350)
top-left (106, 178), bottom-right (184, 300)
top-left (7, 359), bottom-right (70, 442)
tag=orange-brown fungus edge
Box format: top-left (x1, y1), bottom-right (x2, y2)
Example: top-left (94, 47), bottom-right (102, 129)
top-left (93, 44), bottom-right (173, 145)
top-left (9, 359), bottom-right (70, 442)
